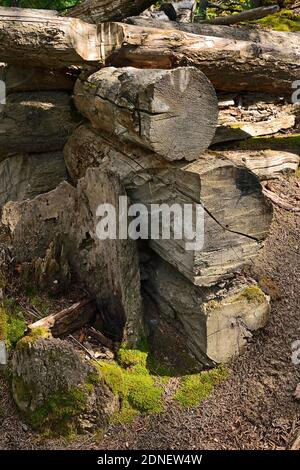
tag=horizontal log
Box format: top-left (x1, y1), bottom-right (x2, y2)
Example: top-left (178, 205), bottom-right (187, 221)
top-left (118, 20), bottom-right (300, 93)
top-left (0, 63), bottom-right (78, 93)
top-left (126, 16), bottom-right (300, 52)
top-left (0, 7), bottom-right (106, 68)
top-left (218, 150), bottom-right (300, 180)
top-left (28, 299), bottom-right (97, 337)
top-left (203, 5), bottom-right (279, 26)
top-left (0, 92), bottom-right (77, 156)
top-left (64, 125), bottom-right (273, 286)
top-left (0, 152), bottom-right (67, 208)
top-left (213, 115), bottom-right (296, 145)
top-left (69, 0), bottom-right (155, 23)
top-left (74, 66), bottom-right (218, 161)
top-left (143, 254), bottom-right (270, 364)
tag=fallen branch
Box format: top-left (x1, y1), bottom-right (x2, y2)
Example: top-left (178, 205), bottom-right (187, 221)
top-left (262, 188), bottom-right (300, 212)
top-left (28, 298), bottom-right (97, 337)
top-left (87, 327), bottom-right (115, 351)
top-left (203, 5), bottom-right (279, 25)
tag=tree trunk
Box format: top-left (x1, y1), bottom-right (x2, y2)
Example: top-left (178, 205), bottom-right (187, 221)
top-left (127, 16), bottom-right (300, 51)
top-left (0, 92), bottom-right (76, 156)
top-left (105, 22), bottom-right (300, 94)
top-left (0, 7), bottom-right (104, 68)
top-left (74, 67), bottom-right (218, 161)
top-left (64, 125), bottom-right (273, 286)
top-left (68, 0), bottom-right (155, 23)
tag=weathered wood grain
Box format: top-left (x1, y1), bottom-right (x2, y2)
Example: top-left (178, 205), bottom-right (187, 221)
top-left (74, 66), bottom-right (218, 161)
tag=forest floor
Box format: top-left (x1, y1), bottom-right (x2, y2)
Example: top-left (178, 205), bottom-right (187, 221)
top-left (0, 173), bottom-right (299, 451)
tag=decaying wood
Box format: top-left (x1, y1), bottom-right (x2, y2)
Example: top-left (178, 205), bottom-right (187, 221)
top-left (74, 66), bottom-right (218, 161)
top-left (69, 0), bottom-right (155, 23)
top-left (262, 187), bottom-right (300, 212)
top-left (104, 22), bottom-right (300, 94)
top-left (160, 1), bottom-right (196, 23)
top-left (203, 5), bottom-right (279, 25)
top-left (64, 125), bottom-right (273, 286)
top-left (0, 152), bottom-right (67, 208)
top-left (0, 92), bottom-right (76, 156)
top-left (127, 16), bottom-right (300, 52)
top-left (0, 63), bottom-right (79, 93)
top-left (0, 7), bottom-right (105, 68)
top-left (87, 327), bottom-right (115, 350)
top-left (2, 172), bottom-right (144, 344)
top-left (220, 150), bottom-right (300, 181)
top-left (143, 253), bottom-right (270, 364)
top-left (213, 115), bottom-right (296, 144)
top-left (28, 299), bottom-right (97, 337)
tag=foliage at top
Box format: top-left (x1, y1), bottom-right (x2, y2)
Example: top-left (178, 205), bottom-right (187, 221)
top-left (0, 0), bottom-right (80, 10)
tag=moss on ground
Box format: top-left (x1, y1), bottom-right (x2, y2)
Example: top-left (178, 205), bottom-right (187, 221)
top-left (96, 345), bottom-right (164, 423)
top-left (237, 285), bottom-right (266, 304)
top-left (16, 327), bottom-right (50, 351)
top-left (175, 365), bottom-right (229, 408)
top-left (28, 385), bottom-right (91, 435)
top-left (0, 300), bottom-right (27, 348)
top-left (237, 134), bottom-right (300, 151)
top-left (256, 10), bottom-right (300, 32)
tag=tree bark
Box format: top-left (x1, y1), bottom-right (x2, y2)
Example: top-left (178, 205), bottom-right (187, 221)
top-left (0, 7), bottom-right (104, 68)
top-left (28, 299), bottom-right (97, 337)
top-left (64, 125), bottom-right (273, 286)
top-left (74, 67), bottom-right (218, 161)
top-left (105, 22), bottom-right (300, 94)
top-left (68, 0), bottom-right (155, 23)
top-left (0, 92), bottom-right (76, 156)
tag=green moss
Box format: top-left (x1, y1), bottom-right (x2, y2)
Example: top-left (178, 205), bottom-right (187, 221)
top-left (257, 10), bottom-right (300, 32)
top-left (237, 134), bottom-right (300, 151)
top-left (13, 375), bottom-right (31, 404)
top-left (95, 344), bottom-right (164, 423)
top-left (237, 285), bottom-right (266, 304)
top-left (175, 365), bottom-right (229, 408)
top-left (16, 327), bottom-right (50, 350)
top-left (0, 300), bottom-right (27, 347)
top-left (28, 385), bottom-right (90, 435)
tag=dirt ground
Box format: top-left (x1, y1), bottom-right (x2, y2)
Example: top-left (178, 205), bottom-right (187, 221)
top-left (0, 174), bottom-right (299, 450)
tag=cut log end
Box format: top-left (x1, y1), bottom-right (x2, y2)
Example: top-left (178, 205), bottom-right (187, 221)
top-left (74, 66), bottom-right (218, 161)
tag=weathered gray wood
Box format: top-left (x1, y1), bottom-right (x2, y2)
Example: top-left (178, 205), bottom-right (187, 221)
top-left (2, 171), bottom-right (144, 345)
top-left (64, 125), bottom-right (273, 286)
top-left (126, 16), bottom-right (300, 52)
top-left (160, 1), bottom-right (196, 23)
top-left (28, 299), bottom-right (97, 337)
top-left (0, 63), bottom-right (78, 93)
top-left (0, 92), bottom-right (77, 156)
top-left (213, 115), bottom-right (296, 144)
top-left (69, 0), bottom-right (155, 23)
top-left (74, 66), bottom-right (218, 161)
top-left (0, 152), bottom-right (67, 208)
top-left (116, 20), bottom-right (300, 93)
top-left (0, 7), bottom-right (105, 68)
top-left (220, 150), bottom-right (300, 181)
top-left (143, 254), bottom-right (270, 364)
